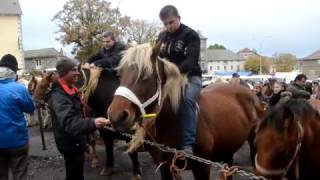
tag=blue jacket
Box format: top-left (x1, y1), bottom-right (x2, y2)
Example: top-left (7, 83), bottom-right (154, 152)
top-left (0, 79), bottom-right (35, 148)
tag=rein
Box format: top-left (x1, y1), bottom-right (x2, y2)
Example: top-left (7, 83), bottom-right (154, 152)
top-left (255, 120), bottom-right (304, 178)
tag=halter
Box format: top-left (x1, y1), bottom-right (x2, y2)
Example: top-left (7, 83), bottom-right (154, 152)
top-left (255, 120), bottom-right (304, 178)
top-left (114, 60), bottom-right (162, 119)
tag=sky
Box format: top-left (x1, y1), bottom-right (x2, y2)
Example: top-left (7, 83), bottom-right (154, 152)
top-left (20, 0), bottom-right (320, 58)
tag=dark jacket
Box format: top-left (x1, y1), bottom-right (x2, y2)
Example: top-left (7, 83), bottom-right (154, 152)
top-left (47, 80), bottom-right (96, 153)
top-left (269, 90), bottom-right (286, 107)
top-left (87, 42), bottom-right (126, 68)
top-left (157, 24), bottom-right (202, 77)
top-left (287, 83), bottom-right (310, 99)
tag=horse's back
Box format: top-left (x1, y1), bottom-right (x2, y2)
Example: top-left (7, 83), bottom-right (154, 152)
top-left (197, 83), bottom-right (259, 155)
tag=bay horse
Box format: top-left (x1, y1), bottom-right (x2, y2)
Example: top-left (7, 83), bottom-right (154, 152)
top-left (77, 65), bottom-right (142, 179)
top-left (107, 43), bottom-right (264, 180)
top-left (254, 98), bottom-right (320, 180)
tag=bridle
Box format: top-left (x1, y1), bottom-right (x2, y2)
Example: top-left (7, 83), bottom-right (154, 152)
top-left (255, 120), bottom-right (304, 178)
top-left (113, 59), bottom-right (162, 119)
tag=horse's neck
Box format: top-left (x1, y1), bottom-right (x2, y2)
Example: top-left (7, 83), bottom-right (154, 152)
top-left (153, 98), bottom-right (181, 147)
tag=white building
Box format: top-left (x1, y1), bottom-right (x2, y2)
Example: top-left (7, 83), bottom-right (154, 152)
top-left (206, 49), bottom-right (245, 75)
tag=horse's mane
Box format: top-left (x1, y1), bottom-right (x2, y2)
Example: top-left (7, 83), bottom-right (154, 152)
top-left (117, 43), bottom-right (187, 112)
top-left (259, 98), bottom-right (315, 131)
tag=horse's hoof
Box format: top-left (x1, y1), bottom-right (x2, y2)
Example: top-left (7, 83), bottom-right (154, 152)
top-left (131, 174), bottom-right (142, 180)
top-left (91, 158), bottom-right (100, 168)
top-left (100, 167), bottom-right (113, 176)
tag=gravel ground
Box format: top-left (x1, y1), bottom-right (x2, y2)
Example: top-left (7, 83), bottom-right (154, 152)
top-left (23, 126), bottom-right (255, 180)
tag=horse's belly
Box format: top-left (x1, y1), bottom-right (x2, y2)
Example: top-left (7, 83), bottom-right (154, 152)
top-left (198, 93), bottom-right (253, 154)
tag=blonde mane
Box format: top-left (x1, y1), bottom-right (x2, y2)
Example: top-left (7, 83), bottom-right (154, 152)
top-left (117, 43), bottom-right (187, 112)
top-left (118, 43), bottom-right (187, 152)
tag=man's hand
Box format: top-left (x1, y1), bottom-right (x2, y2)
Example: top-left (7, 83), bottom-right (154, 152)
top-left (94, 117), bottom-right (110, 128)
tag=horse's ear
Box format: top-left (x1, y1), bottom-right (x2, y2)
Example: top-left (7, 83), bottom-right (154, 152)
top-left (46, 72), bottom-right (54, 81)
top-left (151, 41), bottom-right (162, 61)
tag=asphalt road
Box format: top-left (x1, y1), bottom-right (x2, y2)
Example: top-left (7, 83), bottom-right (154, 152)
top-left (24, 127), bottom-right (255, 180)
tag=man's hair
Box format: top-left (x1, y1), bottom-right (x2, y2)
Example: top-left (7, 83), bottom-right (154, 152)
top-left (159, 5), bottom-right (180, 20)
top-left (294, 74), bottom-right (307, 82)
top-left (103, 31), bottom-right (115, 41)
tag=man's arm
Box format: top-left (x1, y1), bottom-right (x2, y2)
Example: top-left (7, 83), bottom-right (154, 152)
top-left (94, 43), bottom-right (126, 68)
top-left (178, 32), bottom-right (200, 74)
top-left (87, 51), bottom-right (103, 64)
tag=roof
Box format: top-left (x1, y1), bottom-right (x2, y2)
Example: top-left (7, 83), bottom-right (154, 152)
top-left (237, 48), bottom-right (256, 54)
top-left (24, 48), bottom-right (60, 59)
top-left (206, 49), bottom-right (245, 61)
top-left (0, 0), bottom-right (22, 15)
top-left (301, 49), bottom-right (320, 60)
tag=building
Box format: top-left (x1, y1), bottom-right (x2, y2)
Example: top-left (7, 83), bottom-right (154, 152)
top-left (24, 48), bottom-right (63, 73)
top-left (0, 0), bottom-right (24, 71)
top-left (198, 31), bottom-right (207, 73)
top-left (299, 49), bottom-right (320, 79)
top-left (237, 48), bottom-right (258, 59)
top-left (206, 49), bottom-right (245, 75)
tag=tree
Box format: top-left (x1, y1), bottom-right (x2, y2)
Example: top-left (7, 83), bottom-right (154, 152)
top-left (208, 43), bottom-right (226, 50)
top-left (52, 0), bottom-right (131, 62)
top-left (273, 53), bottom-right (297, 72)
top-left (125, 19), bottom-right (162, 44)
top-left (244, 56), bottom-right (269, 74)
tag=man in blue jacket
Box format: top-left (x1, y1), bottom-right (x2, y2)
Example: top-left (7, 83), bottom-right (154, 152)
top-left (0, 54), bottom-right (35, 180)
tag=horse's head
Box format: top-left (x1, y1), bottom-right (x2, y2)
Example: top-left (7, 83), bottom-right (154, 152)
top-left (108, 43), bottom-right (186, 133)
top-left (254, 99), bottom-right (307, 179)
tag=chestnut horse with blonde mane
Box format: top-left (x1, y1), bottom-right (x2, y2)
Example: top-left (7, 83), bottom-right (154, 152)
top-left (108, 43), bottom-right (264, 180)
top-left (255, 98), bottom-right (320, 180)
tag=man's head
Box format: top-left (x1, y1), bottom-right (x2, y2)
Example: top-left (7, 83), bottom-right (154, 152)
top-left (294, 74), bottom-right (307, 86)
top-left (0, 54), bottom-right (19, 72)
top-left (159, 5), bottom-right (181, 33)
top-left (56, 58), bottom-right (79, 85)
top-left (102, 31), bottom-right (116, 50)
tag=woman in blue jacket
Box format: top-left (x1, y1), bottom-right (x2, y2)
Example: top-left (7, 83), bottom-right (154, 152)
top-left (0, 54), bottom-right (35, 180)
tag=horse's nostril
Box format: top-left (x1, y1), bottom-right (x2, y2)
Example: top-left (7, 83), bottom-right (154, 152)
top-left (119, 110), bottom-right (129, 122)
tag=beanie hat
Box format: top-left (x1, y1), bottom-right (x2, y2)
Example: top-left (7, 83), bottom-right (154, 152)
top-left (56, 58), bottom-right (78, 77)
top-left (0, 54), bottom-right (19, 72)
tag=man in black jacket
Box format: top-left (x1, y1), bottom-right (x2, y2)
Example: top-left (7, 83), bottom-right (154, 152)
top-left (87, 31), bottom-right (126, 69)
top-left (157, 5), bottom-right (202, 154)
top-left (48, 58), bottom-right (109, 180)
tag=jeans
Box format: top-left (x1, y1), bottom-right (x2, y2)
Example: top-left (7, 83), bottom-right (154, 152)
top-left (0, 144), bottom-right (29, 180)
top-left (180, 76), bottom-right (202, 148)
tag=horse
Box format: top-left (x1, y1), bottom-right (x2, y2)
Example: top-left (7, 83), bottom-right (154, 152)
top-left (107, 43), bottom-right (264, 180)
top-left (254, 98), bottom-right (320, 180)
top-left (76, 65), bottom-right (142, 179)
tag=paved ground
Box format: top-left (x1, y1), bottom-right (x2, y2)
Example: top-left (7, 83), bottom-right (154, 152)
top-left (23, 126), bottom-right (255, 180)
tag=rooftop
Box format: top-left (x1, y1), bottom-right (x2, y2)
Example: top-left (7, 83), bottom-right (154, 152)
top-left (0, 0), bottom-right (22, 15)
top-left (24, 48), bottom-right (60, 59)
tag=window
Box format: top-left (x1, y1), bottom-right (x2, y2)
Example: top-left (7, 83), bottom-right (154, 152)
top-left (224, 66), bottom-right (226, 70)
top-left (231, 65), bottom-right (233, 70)
top-left (36, 60), bottom-right (41, 66)
top-left (210, 66), bottom-right (212, 71)
top-left (217, 66), bottom-right (220, 70)
top-left (237, 65), bottom-right (240, 71)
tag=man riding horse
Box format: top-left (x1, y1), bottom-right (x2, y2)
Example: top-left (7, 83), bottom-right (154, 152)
top-left (86, 31), bottom-right (126, 69)
top-left (157, 5), bottom-right (202, 154)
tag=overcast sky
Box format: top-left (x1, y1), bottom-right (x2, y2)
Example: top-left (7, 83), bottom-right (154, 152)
top-left (20, 0), bottom-right (320, 58)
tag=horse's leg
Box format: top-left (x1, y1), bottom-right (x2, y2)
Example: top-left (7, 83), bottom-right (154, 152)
top-left (160, 165), bottom-right (173, 180)
top-left (192, 162), bottom-right (210, 180)
top-left (158, 152), bottom-right (173, 180)
top-left (247, 128), bottom-right (256, 166)
top-left (89, 133), bottom-right (100, 168)
top-left (129, 152), bottom-right (142, 180)
top-left (99, 129), bottom-right (114, 176)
